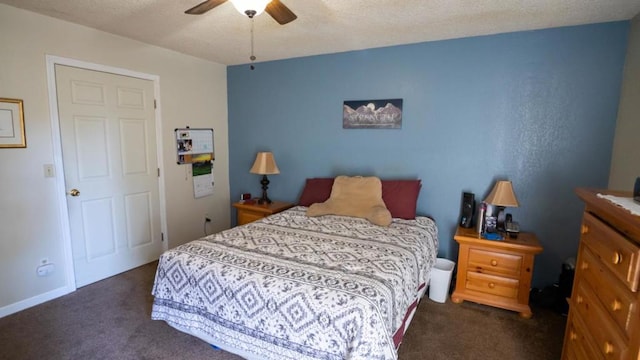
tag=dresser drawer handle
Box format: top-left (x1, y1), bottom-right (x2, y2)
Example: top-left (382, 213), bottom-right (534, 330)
top-left (612, 252), bottom-right (623, 265)
top-left (570, 330), bottom-right (578, 341)
top-left (611, 299), bottom-right (622, 311)
top-left (580, 260), bottom-right (589, 270)
top-left (581, 224), bottom-right (589, 234)
top-left (488, 282), bottom-right (495, 289)
top-left (604, 341), bottom-right (615, 355)
top-left (490, 259), bottom-right (498, 266)
top-left (576, 295), bottom-right (583, 304)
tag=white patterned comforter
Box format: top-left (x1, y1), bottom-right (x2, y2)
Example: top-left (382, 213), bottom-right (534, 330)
top-left (151, 206), bottom-right (438, 360)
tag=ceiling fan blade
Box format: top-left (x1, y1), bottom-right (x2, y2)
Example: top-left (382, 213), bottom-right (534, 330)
top-left (185, 0), bottom-right (227, 15)
top-left (265, 0), bottom-right (297, 25)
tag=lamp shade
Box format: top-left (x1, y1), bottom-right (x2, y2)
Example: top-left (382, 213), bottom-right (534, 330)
top-left (230, 0), bottom-right (271, 16)
top-left (484, 180), bottom-right (519, 207)
top-left (249, 152), bottom-right (280, 175)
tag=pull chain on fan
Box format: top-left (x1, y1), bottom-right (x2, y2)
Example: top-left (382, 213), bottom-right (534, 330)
top-left (250, 17), bottom-right (256, 70)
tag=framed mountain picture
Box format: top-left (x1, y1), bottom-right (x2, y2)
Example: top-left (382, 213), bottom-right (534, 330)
top-left (343, 98), bottom-right (402, 129)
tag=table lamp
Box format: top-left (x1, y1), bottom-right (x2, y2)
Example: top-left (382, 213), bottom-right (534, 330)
top-left (484, 180), bottom-right (519, 231)
top-left (249, 152), bottom-right (280, 204)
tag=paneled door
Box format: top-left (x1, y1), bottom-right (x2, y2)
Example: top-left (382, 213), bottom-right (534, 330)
top-left (55, 65), bottom-right (162, 287)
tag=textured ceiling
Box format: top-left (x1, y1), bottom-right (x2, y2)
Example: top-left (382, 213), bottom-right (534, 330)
top-left (1, 0), bottom-right (639, 65)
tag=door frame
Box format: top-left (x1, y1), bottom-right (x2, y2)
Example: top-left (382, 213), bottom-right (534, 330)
top-left (45, 55), bottom-right (168, 294)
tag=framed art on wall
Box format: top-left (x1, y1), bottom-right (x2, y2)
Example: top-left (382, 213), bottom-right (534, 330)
top-left (343, 98), bottom-right (403, 129)
top-left (0, 98), bottom-right (26, 148)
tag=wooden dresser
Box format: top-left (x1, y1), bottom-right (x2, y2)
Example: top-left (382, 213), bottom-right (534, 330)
top-left (562, 188), bottom-right (640, 360)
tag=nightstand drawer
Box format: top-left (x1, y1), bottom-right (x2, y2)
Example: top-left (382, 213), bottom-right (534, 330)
top-left (238, 211), bottom-right (266, 225)
top-left (573, 279), bottom-right (629, 360)
top-left (582, 212), bottom-right (640, 292)
top-left (580, 246), bottom-right (638, 338)
top-left (233, 201), bottom-right (294, 226)
top-left (468, 248), bottom-right (522, 278)
top-left (465, 271), bottom-right (519, 299)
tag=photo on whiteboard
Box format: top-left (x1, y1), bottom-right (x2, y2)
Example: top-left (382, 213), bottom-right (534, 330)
top-left (177, 139), bottom-right (193, 154)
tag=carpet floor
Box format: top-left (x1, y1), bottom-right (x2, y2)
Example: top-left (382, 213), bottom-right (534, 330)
top-left (0, 261), bottom-right (566, 360)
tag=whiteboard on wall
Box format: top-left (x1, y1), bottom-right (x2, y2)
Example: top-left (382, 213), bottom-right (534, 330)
top-left (175, 128), bottom-right (214, 198)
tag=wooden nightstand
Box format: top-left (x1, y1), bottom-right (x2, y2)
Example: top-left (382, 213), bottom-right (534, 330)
top-left (232, 201), bottom-right (294, 226)
top-left (451, 226), bottom-right (543, 318)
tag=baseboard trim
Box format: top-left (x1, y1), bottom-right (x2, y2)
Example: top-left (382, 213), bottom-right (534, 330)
top-left (0, 285), bottom-right (74, 318)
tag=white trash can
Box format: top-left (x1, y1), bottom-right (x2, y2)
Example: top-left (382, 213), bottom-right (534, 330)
top-left (428, 258), bottom-right (456, 303)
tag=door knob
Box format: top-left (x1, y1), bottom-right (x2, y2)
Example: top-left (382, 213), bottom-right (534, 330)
top-left (68, 189), bottom-right (80, 197)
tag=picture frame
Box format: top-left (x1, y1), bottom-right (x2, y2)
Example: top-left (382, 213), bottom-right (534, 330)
top-left (343, 98), bottom-right (403, 129)
top-left (0, 98), bottom-right (26, 148)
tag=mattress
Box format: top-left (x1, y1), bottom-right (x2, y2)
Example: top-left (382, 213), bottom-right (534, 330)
top-left (152, 206), bottom-right (438, 360)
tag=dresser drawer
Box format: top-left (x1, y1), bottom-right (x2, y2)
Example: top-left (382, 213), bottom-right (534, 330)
top-left (573, 279), bottom-right (629, 359)
top-left (565, 315), bottom-right (604, 360)
top-left (579, 246), bottom-right (638, 338)
top-left (582, 212), bottom-right (640, 292)
top-left (465, 271), bottom-right (519, 299)
top-left (467, 248), bottom-right (522, 278)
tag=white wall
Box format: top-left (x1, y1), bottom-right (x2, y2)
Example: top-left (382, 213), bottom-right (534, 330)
top-left (0, 4), bottom-right (230, 315)
top-left (609, 14), bottom-right (640, 190)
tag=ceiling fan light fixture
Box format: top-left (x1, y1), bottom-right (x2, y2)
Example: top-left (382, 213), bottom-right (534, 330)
top-left (230, 0), bottom-right (271, 17)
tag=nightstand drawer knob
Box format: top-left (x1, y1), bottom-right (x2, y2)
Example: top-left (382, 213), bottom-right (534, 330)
top-left (612, 252), bottom-right (623, 265)
top-left (604, 341), bottom-right (614, 355)
top-left (490, 259), bottom-right (498, 266)
top-left (488, 282), bottom-right (495, 289)
top-left (576, 295), bottom-right (583, 304)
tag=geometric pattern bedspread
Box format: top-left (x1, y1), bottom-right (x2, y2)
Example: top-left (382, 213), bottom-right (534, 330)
top-left (152, 206), bottom-right (439, 360)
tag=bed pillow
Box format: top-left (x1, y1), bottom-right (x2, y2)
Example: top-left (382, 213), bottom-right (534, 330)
top-left (381, 180), bottom-right (422, 219)
top-left (298, 178), bottom-right (334, 206)
top-left (307, 175), bottom-right (392, 226)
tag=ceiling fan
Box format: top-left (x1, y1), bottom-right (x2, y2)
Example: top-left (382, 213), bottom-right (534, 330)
top-left (185, 0), bottom-right (297, 25)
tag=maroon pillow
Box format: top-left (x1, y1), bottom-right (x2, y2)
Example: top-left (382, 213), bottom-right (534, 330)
top-left (382, 180), bottom-right (422, 219)
top-left (298, 178), bottom-right (335, 206)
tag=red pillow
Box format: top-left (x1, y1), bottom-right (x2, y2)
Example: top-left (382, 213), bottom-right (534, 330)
top-left (298, 178), bottom-right (334, 206)
top-left (382, 180), bottom-right (422, 219)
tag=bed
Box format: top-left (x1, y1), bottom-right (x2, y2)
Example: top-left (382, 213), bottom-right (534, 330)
top-left (151, 176), bottom-right (439, 360)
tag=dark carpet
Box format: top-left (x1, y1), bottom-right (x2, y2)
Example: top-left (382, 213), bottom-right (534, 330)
top-left (0, 262), bottom-right (566, 359)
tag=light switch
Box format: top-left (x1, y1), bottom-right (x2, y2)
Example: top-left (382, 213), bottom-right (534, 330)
top-left (44, 164), bottom-right (55, 178)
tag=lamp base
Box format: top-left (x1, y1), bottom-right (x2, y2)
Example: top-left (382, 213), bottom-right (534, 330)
top-left (496, 206), bottom-right (506, 232)
top-left (258, 197), bottom-right (272, 205)
top-left (258, 174), bottom-right (272, 204)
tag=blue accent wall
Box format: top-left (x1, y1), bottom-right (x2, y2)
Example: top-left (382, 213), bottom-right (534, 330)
top-left (228, 22), bottom-right (629, 287)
